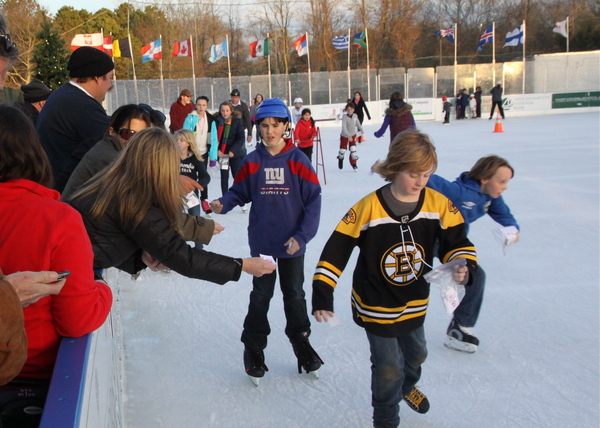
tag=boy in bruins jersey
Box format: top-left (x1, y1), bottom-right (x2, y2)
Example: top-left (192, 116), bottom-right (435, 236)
top-left (312, 129), bottom-right (477, 428)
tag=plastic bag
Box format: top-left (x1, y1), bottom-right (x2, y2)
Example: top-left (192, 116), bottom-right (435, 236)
top-left (219, 155), bottom-right (230, 170)
top-left (493, 226), bottom-right (519, 255)
top-left (424, 258), bottom-right (466, 315)
top-left (185, 191), bottom-right (200, 209)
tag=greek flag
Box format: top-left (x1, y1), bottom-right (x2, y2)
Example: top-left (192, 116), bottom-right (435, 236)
top-left (332, 34), bottom-right (349, 50)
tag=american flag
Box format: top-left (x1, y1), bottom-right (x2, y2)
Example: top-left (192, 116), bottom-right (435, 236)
top-left (478, 25), bottom-right (494, 50)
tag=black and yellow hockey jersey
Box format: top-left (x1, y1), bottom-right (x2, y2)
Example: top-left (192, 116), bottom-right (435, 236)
top-left (312, 185), bottom-right (477, 338)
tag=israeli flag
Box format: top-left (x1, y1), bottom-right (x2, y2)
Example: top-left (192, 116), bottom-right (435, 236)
top-left (332, 34), bottom-right (349, 50)
top-left (503, 26), bottom-right (524, 47)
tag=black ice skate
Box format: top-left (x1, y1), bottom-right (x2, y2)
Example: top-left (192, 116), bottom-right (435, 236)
top-left (403, 386), bottom-right (430, 414)
top-left (243, 348), bottom-right (268, 386)
top-left (290, 332), bottom-right (323, 378)
top-left (445, 319), bottom-right (479, 353)
top-left (338, 158), bottom-right (343, 169)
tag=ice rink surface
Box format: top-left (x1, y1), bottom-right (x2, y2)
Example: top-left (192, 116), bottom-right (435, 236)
top-left (115, 112), bottom-right (599, 428)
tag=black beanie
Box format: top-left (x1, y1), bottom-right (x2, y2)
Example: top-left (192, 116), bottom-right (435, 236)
top-left (21, 79), bottom-right (51, 103)
top-left (67, 47), bottom-right (114, 78)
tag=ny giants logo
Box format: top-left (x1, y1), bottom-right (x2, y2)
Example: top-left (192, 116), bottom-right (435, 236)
top-left (265, 167), bottom-right (284, 184)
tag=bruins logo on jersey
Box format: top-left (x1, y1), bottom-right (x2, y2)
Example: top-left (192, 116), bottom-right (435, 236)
top-left (342, 208), bottom-right (357, 225)
top-left (448, 200), bottom-right (459, 214)
top-left (380, 241), bottom-right (426, 285)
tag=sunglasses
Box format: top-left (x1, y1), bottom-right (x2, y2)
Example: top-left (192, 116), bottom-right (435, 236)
top-left (0, 33), bottom-right (17, 53)
top-left (118, 128), bottom-right (136, 141)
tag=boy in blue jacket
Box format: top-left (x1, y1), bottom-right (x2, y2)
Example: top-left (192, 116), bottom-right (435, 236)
top-left (210, 98), bottom-right (322, 385)
top-left (427, 155), bottom-right (519, 353)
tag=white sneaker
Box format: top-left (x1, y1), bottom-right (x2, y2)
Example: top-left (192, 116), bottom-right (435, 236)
top-left (242, 204), bottom-right (248, 212)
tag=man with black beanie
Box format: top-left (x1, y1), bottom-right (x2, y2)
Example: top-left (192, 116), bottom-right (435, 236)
top-left (14, 79), bottom-right (51, 126)
top-left (37, 46), bottom-right (114, 192)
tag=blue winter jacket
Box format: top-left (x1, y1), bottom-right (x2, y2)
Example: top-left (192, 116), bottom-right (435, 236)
top-left (218, 141), bottom-right (321, 258)
top-left (427, 172), bottom-right (519, 234)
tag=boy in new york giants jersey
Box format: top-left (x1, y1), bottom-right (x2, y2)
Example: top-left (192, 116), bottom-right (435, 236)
top-left (211, 98), bottom-right (322, 385)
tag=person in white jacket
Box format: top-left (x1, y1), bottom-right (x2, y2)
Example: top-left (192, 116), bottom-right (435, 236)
top-left (337, 103), bottom-right (363, 171)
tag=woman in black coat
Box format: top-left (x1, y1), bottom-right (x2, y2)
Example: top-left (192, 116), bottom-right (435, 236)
top-left (215, 101), bottom-right (246, 196)
top-left (351, 91), bottom-right (371, 124)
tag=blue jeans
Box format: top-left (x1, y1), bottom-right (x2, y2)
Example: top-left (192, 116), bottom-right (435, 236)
top-left (187, 203), bottom-right (203, 249)
top-left (366, 327), bottom-right (428, 428)
top-left (241, 255), bottom-right (310, 350)
top-left (453, 265), bottom-right (486, 327)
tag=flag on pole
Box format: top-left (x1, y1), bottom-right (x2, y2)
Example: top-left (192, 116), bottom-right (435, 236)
top-left (332, 34), bottom-right (349, 50)
top-left (477, 25), bottom-right (494, 51)
top-left (503, 26), bottom-right (524, 47)
top-left (103, 36), bottom-right (113, 56)
top-left (209, 39), bottom-right (228, 63)
top-left (249, 38), bottom-right (269, 57)
top-left (553, 19), bottom-right (568, 38)
top-left (70, 33), bottom-right (104, 51)
top-left (353, 31), bottom-right (367, 48)
top-left (141, 38), bottom-right (162, 63)
top-left (172, 39), bottom-right (192, 57)
top-left (434, 25), bottom-right (455, 43)
top-left (113, 37), bottom-right (132, 58)
top-left (294, 34), bottom-right (308, 56)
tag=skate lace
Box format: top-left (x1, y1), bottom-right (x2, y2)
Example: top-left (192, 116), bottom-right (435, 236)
top-left (293, 340), bottom-right (322, 365)
top-left (458, 324), bottom-right (475, 336)
top-left (400, 225), bottom-right (433, 281)
top-left (404, 387), bottom-right (425, 407)
top-left (246, 349), bottom-right (266, 369)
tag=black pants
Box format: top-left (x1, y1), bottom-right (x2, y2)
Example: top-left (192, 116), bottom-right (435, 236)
top-left (241, 255), bottom-right (311, 350)
top-left (0, 378), bottom-right (49, 428)
top-left (490, 101), bottom-right (505, 118)
top-left (220, 154), bottom-right (243, 196)
top-left (298, 146), bottom-right (313, 164)
top-left (443, 111), bottom-right (450, 123)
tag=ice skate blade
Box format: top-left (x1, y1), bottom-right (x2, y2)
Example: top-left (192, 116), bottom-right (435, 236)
top-left (307, 370), bottom-right (319, 379)
top-left (444, 337), bottom-right (477, 353)
top-left (248, 375), bottom-right (261, 386)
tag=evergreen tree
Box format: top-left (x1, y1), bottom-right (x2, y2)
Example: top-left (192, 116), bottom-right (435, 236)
top-left (33, 19), bottom-right (69, 90)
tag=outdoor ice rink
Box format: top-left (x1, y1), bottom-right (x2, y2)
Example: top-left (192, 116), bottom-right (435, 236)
top-left (113, 112), bottom-right (599, 428)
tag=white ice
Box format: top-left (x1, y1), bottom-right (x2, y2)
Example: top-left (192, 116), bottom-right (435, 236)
top-left (114, 112), bottom-right (599, 428)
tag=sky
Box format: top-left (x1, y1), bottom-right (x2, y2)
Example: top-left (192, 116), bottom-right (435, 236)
top-left (40, 0), bottom-right (120, 15)
top-left (108, 112), bottom-right (599, 427)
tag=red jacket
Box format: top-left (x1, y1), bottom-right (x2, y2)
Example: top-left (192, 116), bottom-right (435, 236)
top-left (293, 118), bottom-right (318, 148)
top-left (169, 98), bottom-right (194, 133)
top-left (0, 179), bottom-right (112, 379)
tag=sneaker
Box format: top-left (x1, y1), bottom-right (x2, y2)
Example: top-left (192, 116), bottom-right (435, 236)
top-left (244, 347), bottom-right (268, 380)
top-left (290, 332), bottom-right (323, 374)
top-left (338, 158), bottom-right (343, 170)
top-left (201, 200), bottom-right (212, 215)
top-left (445, 319), bottom-right (479, 353)
top-left (403, 386), bottom-right (430, 414)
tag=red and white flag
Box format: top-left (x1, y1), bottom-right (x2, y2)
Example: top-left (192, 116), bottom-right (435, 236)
top-left (172, 39), bottom-right (192, 57)
top-left (70, 33), bottom-right (104, 51)
top-left (103, 36), bottom-right (113, 56)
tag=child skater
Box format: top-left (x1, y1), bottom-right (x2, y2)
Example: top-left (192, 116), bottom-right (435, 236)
top-left (175, 129), bottom-right (211, 248)
top-left (210, 98), bottom-right (323, 386)
top-left (312, 129), bottom-right (477, 427)
top-left (442, 96), bottom-right (451, 125)
top-left (426, 155), bottom-right (519, 353)
top-left (293, 108), bottom-right (318, 163)
top-left (338, 102), bottom-right (363, 171)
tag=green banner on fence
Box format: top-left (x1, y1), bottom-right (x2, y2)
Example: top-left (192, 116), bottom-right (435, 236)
top-left (552, 92), bottom-right (600, 109)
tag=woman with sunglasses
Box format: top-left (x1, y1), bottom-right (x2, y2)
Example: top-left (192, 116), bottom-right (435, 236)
top-left (62, 104), bottom-right (151, 201)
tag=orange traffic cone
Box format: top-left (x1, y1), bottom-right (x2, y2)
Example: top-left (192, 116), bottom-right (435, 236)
top-left (493, 112), bottom-right (504, 133)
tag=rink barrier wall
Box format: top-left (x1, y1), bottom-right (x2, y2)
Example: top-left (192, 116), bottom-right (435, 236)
top-left (40, 270), bottom-right (124, 428)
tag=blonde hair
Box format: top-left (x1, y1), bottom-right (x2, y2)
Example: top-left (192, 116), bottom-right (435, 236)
top-left (175, 129), bottom-right (201, 159)
top-left (374, 129), bottom-right (437, 182)
top-left (466, 155), bottom-right (514, 182)
top-left (72, 127), bottom-right (184, 231)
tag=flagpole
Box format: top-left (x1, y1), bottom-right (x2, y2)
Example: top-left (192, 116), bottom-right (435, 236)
top-left (366, 27), bottom-right (371, 101)
top-left (566, 17), bottom-right (570, 52)
top-left (190, 34), bottom-right (196, 98)
top-left (159, 35), bottom-right (165, 113)
top-left (347, 28), bottom-right (351, 99)
top-left (306, 32), bottom-right (312, 105)
top-left (108, 31), bottom-right (119, 106)
top-left (226, 34), bottom-right (232, 93)
top-left (492, 22), bottom-right (496, 85)
top-left (128, 34), bottom-right (139, 103)
top-left (267, 32), bottom-right (272, 97)
top-left (453, 23), bottom-right (457, 96)
top-left (522, 20), bottom-right (526, 94)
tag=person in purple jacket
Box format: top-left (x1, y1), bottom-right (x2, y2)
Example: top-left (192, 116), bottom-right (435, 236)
top-left (427, 155), bottom-right (520, 353)
top-left (210, 98), bottom-right (323, 385)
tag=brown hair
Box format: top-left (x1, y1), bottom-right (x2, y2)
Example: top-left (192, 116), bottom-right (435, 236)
top-left (374, 129), bottom-right (437, 182)
top-left (72, 127), bottom-right (183, 231)
top-left (0, 105), bottom-right (53, 187)
top-left (466, 155), bottom-right (514, 182)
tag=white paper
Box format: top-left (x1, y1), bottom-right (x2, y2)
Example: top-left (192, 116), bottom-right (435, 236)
top-left (259, 254), bottom-right (276, 266)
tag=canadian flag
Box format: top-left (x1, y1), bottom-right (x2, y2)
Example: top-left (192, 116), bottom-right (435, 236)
top-left (173, 39), bottom-right (192, 57)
